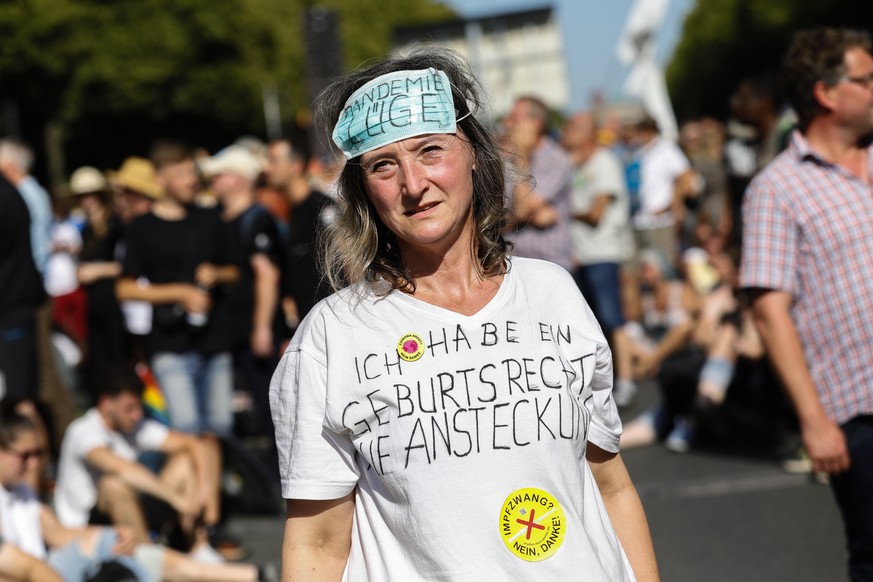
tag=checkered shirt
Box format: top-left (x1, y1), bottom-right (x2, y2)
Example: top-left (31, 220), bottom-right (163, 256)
top-left (507, 138), bottom-right (574, 270)
top-left (740, 131), bottom-right (873, 424)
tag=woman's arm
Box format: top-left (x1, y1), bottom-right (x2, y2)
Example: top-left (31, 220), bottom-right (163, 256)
top-left (282, 494), bottom-right (355, 582)
top-left (587, 445), bottom-right (659, 582)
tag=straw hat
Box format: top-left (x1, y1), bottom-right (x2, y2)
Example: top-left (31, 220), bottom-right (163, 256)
top-left (108, 157), bottom-right (163, 199)
top-left (67, 166), bottom-right (108, 196)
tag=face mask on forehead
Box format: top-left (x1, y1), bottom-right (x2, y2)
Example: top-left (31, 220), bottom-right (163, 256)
top-left (332, 68), bottom-right (462, 160)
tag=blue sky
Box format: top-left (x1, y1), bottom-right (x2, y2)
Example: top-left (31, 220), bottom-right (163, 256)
top-left (439, 0), bottom-right (694, 112)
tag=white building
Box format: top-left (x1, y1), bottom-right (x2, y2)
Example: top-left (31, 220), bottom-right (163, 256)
top-left (393, 6), bottom-right (570, 122)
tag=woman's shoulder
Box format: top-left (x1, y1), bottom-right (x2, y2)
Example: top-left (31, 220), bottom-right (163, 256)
top-left (288, 282), bottom-right (386, 347)
top-left (509, 257), bottom-right (577, 288)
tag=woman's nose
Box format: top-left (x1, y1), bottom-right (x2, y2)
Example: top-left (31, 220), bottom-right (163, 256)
top-left (398, 159), bottom-right (427, 198)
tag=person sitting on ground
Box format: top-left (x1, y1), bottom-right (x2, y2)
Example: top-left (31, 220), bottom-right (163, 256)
top-left (621, 247), bottom-right (764, 452)
top-left (0, 533), bottom-right (62, 581)
top-left (655, 248), bottom-right (761, 453)
top-left (53, 367), bottom-right (231, 563)
top-left (622, 249), bottom-right (700, 381)
top-left (620, 249), bottom-right (700, 449)
top-left (0, 411), bottom-right (271, 581)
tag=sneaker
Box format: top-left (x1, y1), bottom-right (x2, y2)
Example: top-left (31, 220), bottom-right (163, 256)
top-left (207, 525), bottom-right (249, 561)
top-left (781, 446), bottom-right (813, 474)
top-left (613, 379), bottom-right (638, 408)
top-left (665, 416), bottom-right (694, 453)
top-left (189, 542), bottom-right (226, 564)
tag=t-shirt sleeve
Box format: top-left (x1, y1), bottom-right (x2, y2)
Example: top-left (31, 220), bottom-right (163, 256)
top-left (244, 211), bottom-right (281, 262)
top-left (667, 144), bottom-right (692, 177)
top-left (739, 175), bottom-right (796, 293)
top-left (270, 347), bottom-right (359, 500)
top-left (135, 419), bottom-right (170, 451)
top-left (70, 423), bottom-right (111, 459)
top-left (561, 268), bottom-right (622, 453)
top-left (587, 338), bottom-right (622, 453)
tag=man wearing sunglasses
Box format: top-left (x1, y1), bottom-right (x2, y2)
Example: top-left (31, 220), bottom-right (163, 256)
top-left (741, 27), bottom-right (873, 582)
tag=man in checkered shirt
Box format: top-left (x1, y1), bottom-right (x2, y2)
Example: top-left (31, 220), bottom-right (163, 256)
top-left (741, 28), bottom-right (873, 581)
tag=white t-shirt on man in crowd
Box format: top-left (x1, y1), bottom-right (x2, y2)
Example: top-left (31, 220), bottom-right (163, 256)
top-left (54, 408), bottom-right (169, 527)
top-left (633, 136), bottom-right (692, 231)
top-left (570, 147), bottom-right (635, 266)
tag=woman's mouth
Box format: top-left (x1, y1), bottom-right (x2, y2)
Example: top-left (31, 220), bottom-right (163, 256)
top-left (404, 201), bottom-right (440, 216)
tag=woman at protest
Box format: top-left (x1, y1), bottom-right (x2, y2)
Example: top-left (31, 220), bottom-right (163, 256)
top-left (270, 47), bottom-right (659, 581)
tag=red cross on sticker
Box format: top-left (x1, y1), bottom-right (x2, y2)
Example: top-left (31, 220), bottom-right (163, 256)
top-left (498, 487), bottom-right (566, 562)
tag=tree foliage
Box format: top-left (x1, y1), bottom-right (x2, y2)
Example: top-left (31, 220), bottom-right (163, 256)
top-left (0, 0), bottom-right (454, 180)
top-left (666, 0), bottom-right (873, 120)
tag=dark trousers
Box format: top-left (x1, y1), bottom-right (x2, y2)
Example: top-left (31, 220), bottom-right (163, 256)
top-left (831, 415), bottom-right (873, 582)
top-left (0, 309), bottom-right (38, 400)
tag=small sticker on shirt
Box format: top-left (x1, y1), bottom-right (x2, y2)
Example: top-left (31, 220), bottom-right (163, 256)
top-left (397, 332), bottom-right (424, 362)
top-left (499, 487), bottom-right (566, 562)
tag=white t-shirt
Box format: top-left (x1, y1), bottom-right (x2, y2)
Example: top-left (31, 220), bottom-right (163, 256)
top-left (45, 220), bottom-right (82, 297)
top-left (54, 408), bottom-right (169, 527)
top-left (0, 483), bottom-right (45, 559)
top-left (270, 258), bottom-right (634, 581)
top-left (570, 148), bottom-right (635, 265)
top-left (633, 136), bottom-right (691, 230)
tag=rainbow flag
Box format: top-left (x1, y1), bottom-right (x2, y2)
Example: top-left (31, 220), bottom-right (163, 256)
top-left (136, 363), bottom-right (170, 426)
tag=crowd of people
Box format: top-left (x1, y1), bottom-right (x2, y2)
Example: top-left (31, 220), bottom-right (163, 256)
top-left (0, 135), bottom-right (339, 580)
top-left (0, 24), bottom-right (871, 582)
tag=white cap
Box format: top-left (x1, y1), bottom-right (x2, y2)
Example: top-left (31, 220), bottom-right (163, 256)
top-left (198, 145), bottom-right (263, 181)
top-left (69, 166), bottom-right (108, 195)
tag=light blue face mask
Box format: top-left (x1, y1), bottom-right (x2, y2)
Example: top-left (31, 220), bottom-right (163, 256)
top-left (332, 68), bottom-right (459, 160)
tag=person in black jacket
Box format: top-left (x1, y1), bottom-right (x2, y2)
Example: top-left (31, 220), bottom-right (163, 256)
top-left (0, 175), bottom-right (46, 401)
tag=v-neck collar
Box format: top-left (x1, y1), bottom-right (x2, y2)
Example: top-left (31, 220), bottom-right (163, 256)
top-left (386, 261), bottom-right (514, 322)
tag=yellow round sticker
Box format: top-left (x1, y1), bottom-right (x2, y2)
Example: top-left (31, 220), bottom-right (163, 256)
top-left (499, 487), bottom-right (566, 562)
top-left (397, 332), bottom-right (425, 362)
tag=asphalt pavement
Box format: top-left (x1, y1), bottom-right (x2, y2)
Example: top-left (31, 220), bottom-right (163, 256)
top-left (227, 382), bottom-right (848, 581)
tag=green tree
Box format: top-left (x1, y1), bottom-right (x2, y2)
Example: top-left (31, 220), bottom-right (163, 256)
top-left (666, 0), bottom-right (873, 120)
top-left (0, 0), bottom-right (454, 186)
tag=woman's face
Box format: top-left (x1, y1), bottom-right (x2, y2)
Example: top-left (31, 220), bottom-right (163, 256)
top-left (360, 131), bottom-right (476, 254)
top-left (0, 430), bottom-right (39, 488)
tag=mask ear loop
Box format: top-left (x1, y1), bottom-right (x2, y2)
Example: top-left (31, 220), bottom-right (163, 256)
top-left (447, 74), bottom-right (479, 126)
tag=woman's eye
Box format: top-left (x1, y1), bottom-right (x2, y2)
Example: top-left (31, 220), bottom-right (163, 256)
top-left (420, 145), bottom-right (445, 160)
top-left (367, 160), bottom-right (392, 174)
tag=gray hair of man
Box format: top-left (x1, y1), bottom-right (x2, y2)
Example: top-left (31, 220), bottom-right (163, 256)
top-left (314, 45), bottom-right (512, 295)
top-left (0, 138), bottom-right (34, 173)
